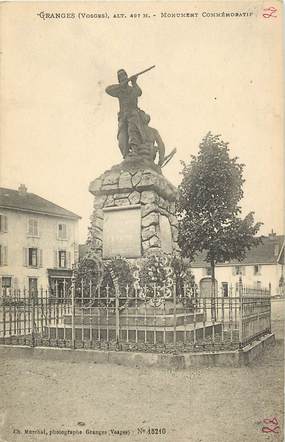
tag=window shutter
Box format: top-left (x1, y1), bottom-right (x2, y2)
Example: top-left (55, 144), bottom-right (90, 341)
top-left (1, 215), bottom-right (8, 233)
top-left (36, 220), bottom-right (39, 237)
top-left (242, 267), bottom-right (246, 276)
top-left (27, 218), bottom-right (32, 235)
top-left (54, 250), bottom-right (58, 268)
top-left (67, 251), bottom-right (71, 268)
top-left (23, 248), bottom-right (28, 266)
top-left (3, 246), bottom-right (7, 265)
top-left (232, 266), bottom-right (236, 275)
top-left (38, 249), bottom-right (43, 268)
top-left (74, 245), bottom-right (79, 262)
top-left (58, 223), bottom-right (67, 240)
top-left (13, 277), bottom-right (18, 289)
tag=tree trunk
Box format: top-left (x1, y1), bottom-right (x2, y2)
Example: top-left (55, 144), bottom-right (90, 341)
top-left (210, 259), bottom-right (216, 321)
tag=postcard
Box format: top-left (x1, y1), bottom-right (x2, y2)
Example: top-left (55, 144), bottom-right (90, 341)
top-left (0, 2), bottom-right (283, 441)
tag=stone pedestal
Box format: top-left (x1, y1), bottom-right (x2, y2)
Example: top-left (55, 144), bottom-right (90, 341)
top-left (88, 165), bottom-right (179, 258)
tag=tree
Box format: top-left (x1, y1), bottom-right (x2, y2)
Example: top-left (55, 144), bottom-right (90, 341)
top-left (177, 132), bottom-right (262, 300)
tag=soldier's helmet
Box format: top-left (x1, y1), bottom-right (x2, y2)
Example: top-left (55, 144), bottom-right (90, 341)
top-left (117, 69), bottom-right (128, 82)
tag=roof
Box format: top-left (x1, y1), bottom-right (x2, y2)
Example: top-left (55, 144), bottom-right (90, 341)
top-left (0, 187), bottom-right (80, 220)
top-left (191, 235), bottom-right (285, 267)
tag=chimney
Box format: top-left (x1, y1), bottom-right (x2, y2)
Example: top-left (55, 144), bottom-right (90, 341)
top-left (18, 184), bottom-right (27, 194)
top-left (268, 229), bottom-right (279, 256)
top-left (269, 229), bottom-right (277, 240)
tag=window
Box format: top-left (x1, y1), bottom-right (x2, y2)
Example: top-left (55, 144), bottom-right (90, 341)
top-left (23, 248), bottom-right (42, 268)
top-left (256, 281), bottom-right (262, 289)
top-left (254, 264), bottom-right (261, 275)
top-left (29, 278), bottom-right (38, 293)
top-left (28, 218), bottom-right (39, 237)
top-left (233, 265), bottom-right (245, 276)
top-left (222, 282), bottom-right (229, 297)
top-left (2, 277), bottom-right (11, 288)
top-left (50, 278), bottom-right (71, 297)
top-left (57, 223), bottom-right (67, 240)
top-left (0, 245), bottom-right (8, 266)
top-left (58, 250), bottom-right (67, 268)
top-left (0, 215), bottom-right (8, 233)
top-left (29, 248), bottom-right (38, 267)
top-left (55, 249), bottom-right (70, 268)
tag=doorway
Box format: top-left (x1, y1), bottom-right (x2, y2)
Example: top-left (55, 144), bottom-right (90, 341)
top-left (28, 278), bottom-right (38, 297)
top-left (199, 277), bottom-right (218, 297)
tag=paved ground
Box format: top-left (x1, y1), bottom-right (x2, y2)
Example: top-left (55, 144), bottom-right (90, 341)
top-left (0, 301), bottom-right (283, 442)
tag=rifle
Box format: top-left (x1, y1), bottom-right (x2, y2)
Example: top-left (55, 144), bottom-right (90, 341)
top-left (161, 148), bottom-right (177, 168)
top-left (128, 65), bottom-right (155, 82)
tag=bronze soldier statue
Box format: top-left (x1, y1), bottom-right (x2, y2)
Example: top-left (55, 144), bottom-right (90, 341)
top-left (105, 66), bottom-right (176, 169)
top-left (105, 69), bottom-right (145, 158)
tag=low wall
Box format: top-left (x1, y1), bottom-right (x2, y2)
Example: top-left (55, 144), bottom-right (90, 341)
top-left (0, 333), bottom-right (275, 369)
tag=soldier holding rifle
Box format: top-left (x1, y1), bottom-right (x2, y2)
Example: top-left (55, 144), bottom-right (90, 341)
top-left (105, 66), bottom-right (155, 158)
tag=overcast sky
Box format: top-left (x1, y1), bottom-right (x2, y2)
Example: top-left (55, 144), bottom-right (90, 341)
top-left (0, 1), bottom-right (283, 243)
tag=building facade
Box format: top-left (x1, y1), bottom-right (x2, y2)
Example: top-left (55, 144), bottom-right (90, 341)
top-left (190, 233), bottom-right (285, 297)
top-left (0, 185), bottom-right (80, 293)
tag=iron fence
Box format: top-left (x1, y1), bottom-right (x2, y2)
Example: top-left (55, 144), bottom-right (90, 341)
top-left (0, 282), bottom-right (271, 353)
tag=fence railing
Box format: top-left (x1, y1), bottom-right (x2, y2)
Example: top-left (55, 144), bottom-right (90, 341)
top-left (0, 283), bottom-right (271, 353)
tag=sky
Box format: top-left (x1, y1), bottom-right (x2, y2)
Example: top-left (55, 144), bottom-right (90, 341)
top-left (0, 1), bottom-right (283, 243)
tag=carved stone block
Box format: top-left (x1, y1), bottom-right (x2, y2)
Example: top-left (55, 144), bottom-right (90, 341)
top-left (114, 198), bottom-right (130, 207)
top-left (129, 191), bottom-right (141, 205)
top-left (131, 171), bottom-right (143, 187)
top-left (119, 172), bottom-right (132, 189)
top-left (141, 203), bottom-right (158, 217)
top-left (103, 171), bottom-right (120, 186)
top-left (142, 212), bottom-right (159, 227)
top-left (94, 194), bottom-right (107, 209)
top-left (142, 225), bottom-right (156, 241)
top-left (141, 190), bottom-right (156, 205)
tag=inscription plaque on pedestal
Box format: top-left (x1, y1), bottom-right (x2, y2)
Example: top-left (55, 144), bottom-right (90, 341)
top-left (103, 206), bottom-right (141, 258)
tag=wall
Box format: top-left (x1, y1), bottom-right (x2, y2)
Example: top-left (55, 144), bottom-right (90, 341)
top-left (0, 208), bottom-right (79, 290)
top-left (191, 263), bottom-right (282, 296)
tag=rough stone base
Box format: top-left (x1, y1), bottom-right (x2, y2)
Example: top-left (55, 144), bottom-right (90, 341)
top-left (88, 166), bottom-right (179, 257)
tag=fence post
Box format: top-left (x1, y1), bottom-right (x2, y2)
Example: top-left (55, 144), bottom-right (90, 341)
top-left (269, 289), bottom-right (272, 333)
top-left (173, 283), bottom-right (177, 347)
top-left (71, 278), bottom-right (76, 349)
top-left (2, 288), bottom-right (6, 340)
top-left (31, 289), bottom-right (35, 347)
top-left (238, 279), bottom-right (243, 348)
top-left (115, 286), bottom-right (120, 347)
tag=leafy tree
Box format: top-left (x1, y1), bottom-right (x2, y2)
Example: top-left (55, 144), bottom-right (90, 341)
top-left (177, 132), bottom-right (262, 298)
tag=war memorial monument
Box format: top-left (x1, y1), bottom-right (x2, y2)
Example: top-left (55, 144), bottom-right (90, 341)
top-left (88, 66), bottom-right (179, 261)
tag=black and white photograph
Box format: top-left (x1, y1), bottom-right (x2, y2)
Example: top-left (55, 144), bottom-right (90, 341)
top-left (0, 1), bottom-right (283, 441)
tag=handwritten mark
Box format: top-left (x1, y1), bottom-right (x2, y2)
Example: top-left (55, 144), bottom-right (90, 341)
top-left (262, 417), bottom-right (280, 433)
top-left (263, 6), bottom-right (278, 18)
